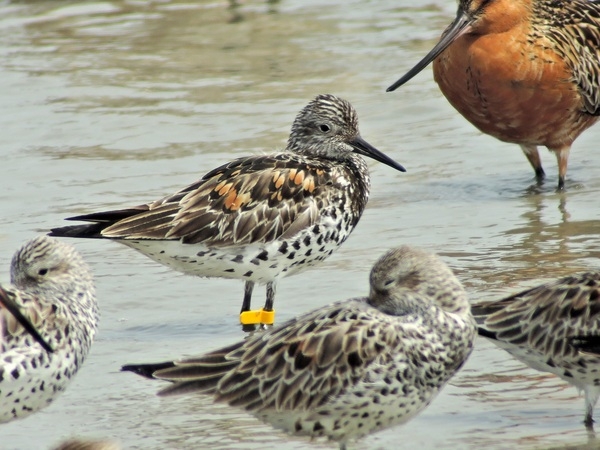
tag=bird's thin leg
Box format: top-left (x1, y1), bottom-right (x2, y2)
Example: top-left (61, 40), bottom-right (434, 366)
top-left (520, 144), bottom-right (545, 181)
top-left (551, 144), bottom-right (571, 190)
top-left (241, 281), bottom-right (255, 313)
top-left (584, 387), bottom-right (600, 430)
top-left (585, 412), bottom-right (595, 431)
top-left (264, 282), bottom-right (276, 311)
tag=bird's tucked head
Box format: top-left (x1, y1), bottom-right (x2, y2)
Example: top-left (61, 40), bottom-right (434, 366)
top-left (10, 236), bottom-right (92, 291)
top-left (368, 245), bottom-right (469, 316)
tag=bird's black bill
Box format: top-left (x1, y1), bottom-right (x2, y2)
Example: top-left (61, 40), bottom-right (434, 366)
top-left (386, 8), bottom-right (473, 92)
top-left (351, 136), bottom-right (406, 173)
top-left (0, 287), bottom-right (54, 353)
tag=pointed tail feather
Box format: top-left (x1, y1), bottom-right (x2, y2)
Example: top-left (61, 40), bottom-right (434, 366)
top-left (49, 223), bottom-right (109, 239)
top-left (49, 206), bottom-right (150, 238)
top-left (121, 361), bottom-right (176, 379)
top-left (477, 327), bottom-right (498, 341)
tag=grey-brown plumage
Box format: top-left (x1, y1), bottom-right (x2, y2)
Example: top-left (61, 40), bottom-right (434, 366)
top-left (0, 285), bottom-right (53, 353)
top-left (387, 0), bottom-right (600, 189)
top-left (50, 94), bottom-right (405, 322)
top-left (0, 236), bottom-right (98, 423)
top-left (122, 246), bottom-right (476, 449)
top-left (472, 271), bottom-right (600, 429)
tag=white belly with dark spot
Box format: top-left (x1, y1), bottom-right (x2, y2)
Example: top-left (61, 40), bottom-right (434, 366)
top-left (0, 348), bottom-right (84, 423)
top-left (119, 220), bottom-right (351, 285)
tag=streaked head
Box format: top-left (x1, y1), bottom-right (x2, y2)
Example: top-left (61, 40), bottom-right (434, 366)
top-left (288, 94), bottom-right (406, 173)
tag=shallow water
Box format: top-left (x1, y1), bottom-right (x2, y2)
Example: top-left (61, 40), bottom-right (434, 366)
top-left (1, 1), bottom-right (599, 449)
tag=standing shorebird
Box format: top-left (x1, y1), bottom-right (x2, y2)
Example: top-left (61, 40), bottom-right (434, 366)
top-left (472, 272), bottom-right (600, 429)
top-left (122, 246), bottom-right (476, 449)
top-left (50, 94), bottom-right (405, 327)
top-left (0, 236), bottom-right (98, 423)
top-left (386, 0), bottom-right (600, 190)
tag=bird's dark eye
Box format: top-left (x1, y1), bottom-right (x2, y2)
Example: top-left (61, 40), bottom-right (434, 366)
top-left (319, 124), bottom-right (331, 132)
top-left (38, 268), bottom-right (48, 276)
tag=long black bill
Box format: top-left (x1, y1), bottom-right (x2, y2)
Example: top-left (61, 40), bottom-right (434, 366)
top-left (0, 287), bottom-right (54, 353)
top-left (386, 8), bottom-right (474, 92)
top-left (351, 136), bottom-right (406, 173)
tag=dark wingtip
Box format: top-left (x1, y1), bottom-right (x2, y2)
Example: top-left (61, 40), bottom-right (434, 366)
top-left (48, 223), bottom-right (107, 238)
top-left (121, 361), bottom-right (176, 379)
top-left (477, 327), bottom-right (498, 340)
top-left (48, 226), bottom-right (71, 237)
top-left (49, 207), bottom-right (150, 238)
top-left (570, 335), bottom-right (600, 355)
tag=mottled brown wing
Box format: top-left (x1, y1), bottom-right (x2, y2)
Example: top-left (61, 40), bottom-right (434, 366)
top-left (547, 1), bottom-right (600, 114)
top-left (101, 154), bottom-right (335, 246)
top-left (472, 272), bottom-right (600, 359)
top-left (154, 300), bottom-right (397, 411)
top-left (0, 287), bottom-right (54, 352)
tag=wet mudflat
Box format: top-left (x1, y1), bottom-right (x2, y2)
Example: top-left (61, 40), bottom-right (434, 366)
top-left (1, 1), bottom-right (599, 449)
